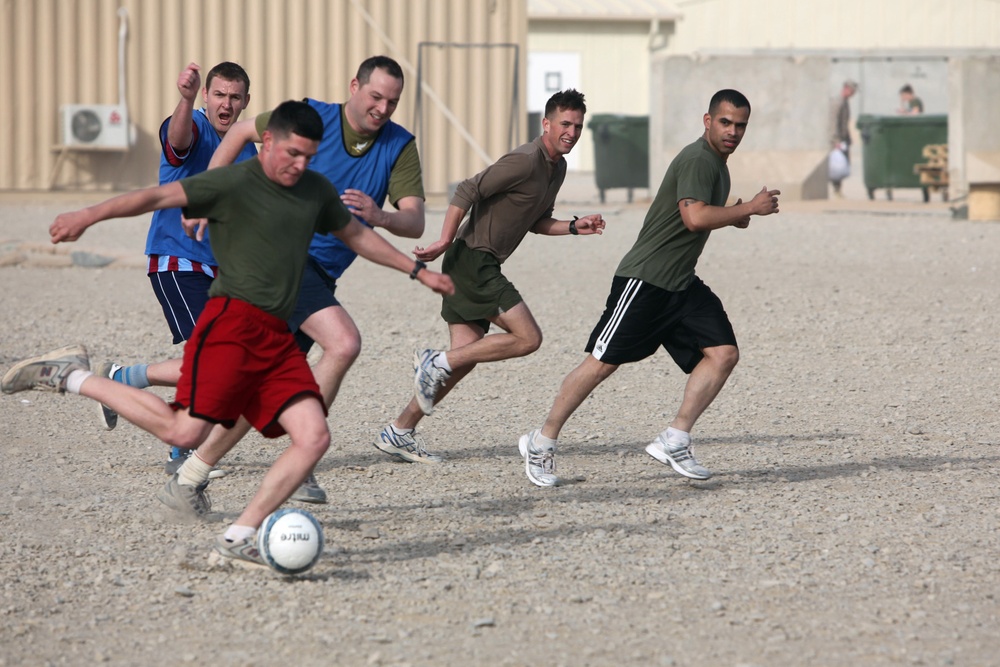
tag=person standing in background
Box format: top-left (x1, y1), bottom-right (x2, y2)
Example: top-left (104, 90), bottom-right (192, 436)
top-left (898, 84), bottom-right (924, 115)
top-left (830, 79), bottom-right (858, 198)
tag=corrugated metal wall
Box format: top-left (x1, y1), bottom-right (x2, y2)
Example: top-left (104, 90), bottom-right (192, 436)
top-left (0, 0), bottom-right (527, 194)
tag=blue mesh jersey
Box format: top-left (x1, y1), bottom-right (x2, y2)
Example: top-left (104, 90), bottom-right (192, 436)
top-left (144, 108), bottom-right (258, 270)
top-left (304, 99), bottom-right (414, 279)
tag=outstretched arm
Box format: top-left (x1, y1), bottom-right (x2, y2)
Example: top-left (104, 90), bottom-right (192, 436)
top-left (413, 203), bottom-right (467, 262)
top-left (50, 182), bottom-right (188, 244)
top-left (679, 186), bottom-right (781, 232)
top-left (531, 213), bottom-right (606, 236)
top-left (335, 218), bottom-right (454, 295)
top-left (208, 117), bottom-right (261, 169)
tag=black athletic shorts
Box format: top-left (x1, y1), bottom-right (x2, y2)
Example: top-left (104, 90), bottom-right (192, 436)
top-left (148, 270), bottom-right (214, 344)
top-left (585, 275), bottom-right (737, 373)
top-left (288, 257), bottom-right (341, 353)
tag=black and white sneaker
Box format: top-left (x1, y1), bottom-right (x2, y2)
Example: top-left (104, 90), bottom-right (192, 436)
top-left (374, 423), bottom-right (443, 463)
top-left (413, 349), bottom-right (450, 416)
top-left (95, 361), bottom-right (121, 430)
top-left (518, 430), bottom-right (559, 487)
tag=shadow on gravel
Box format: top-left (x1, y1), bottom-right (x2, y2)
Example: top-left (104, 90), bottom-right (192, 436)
top-left (336, 519), bottom-right (679, 566)
top-left (723, 452), bottom-right (1000, 484)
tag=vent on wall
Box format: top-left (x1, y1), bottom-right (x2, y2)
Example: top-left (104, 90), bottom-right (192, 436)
top-left (60, 104), bottom-right (130, 148)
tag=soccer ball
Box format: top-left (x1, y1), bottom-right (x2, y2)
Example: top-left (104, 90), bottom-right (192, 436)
top-left (256, 508), bottom-right (324, 575)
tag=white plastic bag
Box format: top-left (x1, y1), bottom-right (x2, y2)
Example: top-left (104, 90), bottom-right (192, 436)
top-left (828, 148), bottom-right (850, 182)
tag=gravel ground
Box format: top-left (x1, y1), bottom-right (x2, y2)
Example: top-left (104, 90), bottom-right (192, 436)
top-left (1, 185), bottom-right (999, 667)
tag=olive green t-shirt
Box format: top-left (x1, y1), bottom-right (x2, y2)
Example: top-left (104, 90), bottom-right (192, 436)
top-left (180, 159), bottom-right (353, 319)
top-left (615, 137), bottom-right (730, 291)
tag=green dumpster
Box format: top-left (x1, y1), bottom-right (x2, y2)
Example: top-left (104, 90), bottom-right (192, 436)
top-left (589, 114), bottom-right (649, 203)
top-left (856, 114), bottom-right (948, 201)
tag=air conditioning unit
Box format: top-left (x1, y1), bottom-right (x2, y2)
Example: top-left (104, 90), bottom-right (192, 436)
top-left (60, 104), bottom-right (130, 149)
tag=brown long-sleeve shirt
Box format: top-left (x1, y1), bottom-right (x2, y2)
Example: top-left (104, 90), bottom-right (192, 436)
top-left (451, 136), bottom-right (566, 263)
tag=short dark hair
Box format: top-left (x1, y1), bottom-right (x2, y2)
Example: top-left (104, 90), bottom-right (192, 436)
top-left (266, 100), bottom-right (324, 142)
top-left (544, 89), bottom-right (586, 118)
top-left (356, 55), bottom-right (404, 87)
top-left (205, 61), bottom-right (250, 96)
top-left (900, 84), bottom-right (914, 94)
top-left (708, 89), bottom-right (751, 115)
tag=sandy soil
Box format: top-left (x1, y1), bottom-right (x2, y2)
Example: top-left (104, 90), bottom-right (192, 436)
top-left (1, 181), bottom-right (999, 667)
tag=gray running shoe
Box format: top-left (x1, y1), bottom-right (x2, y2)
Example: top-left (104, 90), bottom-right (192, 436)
top-left (95, 361), bottom-right (121, 430)
top-left (164, 450), bottom-right (227, 479)
top-left (518, 430), bottom-right (559, 487)
top-left (214, 535), bottom-right (267, 569)
top-left (413, 349), bottom-right (450, 416)
top-left (290, 473), bottom-right (328, 504)
top-left (645, 434), bottom-right (712, 480)
top-left (2, 344), bottom-right (90, 394)
top-left (156, 474), bottom-right (223, 522)
top-left (374, 423), bottom-right (443, 463)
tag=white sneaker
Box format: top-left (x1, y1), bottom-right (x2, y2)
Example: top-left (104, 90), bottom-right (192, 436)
top-left (518, 430), bottom-right (559, 487)
top-left (2, 344), bottom-right (90, 394)
top-left (645, 434), bottom-right (712, 480)
top-left (374, 424), bottom-right (443, 463)
top-left (413, 349), bottom-right (450, 416)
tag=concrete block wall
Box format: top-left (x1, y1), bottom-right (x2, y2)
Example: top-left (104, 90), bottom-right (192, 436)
top-left (650, 54), bottom-right (834, 202)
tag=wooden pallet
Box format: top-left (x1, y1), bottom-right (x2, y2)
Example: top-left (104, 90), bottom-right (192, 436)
top-left (915, 143), bottom-right (948, 188)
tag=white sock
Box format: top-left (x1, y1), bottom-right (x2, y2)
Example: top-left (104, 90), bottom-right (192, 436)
top-left (665, 427), bottom-right (690, 446)
top-left (390, 423), bottom-right (413, 435)
top-left (65, 369), bottom-right (93, 395)
top-left (223, 524), bottom-right (257, 543)
top-left (434, 351), bottom-right (452, 373)
top-left (177, 452), bottom-right (213, 487)
top-left (532, 430), bottom-right (557, 452)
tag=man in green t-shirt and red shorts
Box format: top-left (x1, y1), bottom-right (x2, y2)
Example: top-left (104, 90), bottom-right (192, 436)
top-left (2, 101), bottom-right (453, 567)
top-left (518, 89), bottom-right (781, 487)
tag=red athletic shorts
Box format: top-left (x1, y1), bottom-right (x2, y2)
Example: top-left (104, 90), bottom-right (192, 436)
top-left (172, 297), bottom-right (324, 438)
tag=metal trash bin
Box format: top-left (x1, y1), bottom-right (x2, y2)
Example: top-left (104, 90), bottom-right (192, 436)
top-left (856, 114), bottom-right (948, 201)
top-left (589, 114), bottom-right (649, 203)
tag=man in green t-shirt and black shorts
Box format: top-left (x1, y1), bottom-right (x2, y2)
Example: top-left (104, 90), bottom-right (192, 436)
top-left (518, 89), bottom-right (781, 487)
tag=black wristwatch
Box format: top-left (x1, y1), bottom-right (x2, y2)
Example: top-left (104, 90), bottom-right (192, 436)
top-left (569, 216), bottom-right (579, 235)
top-left (410, 260), bottom-right (426, 279)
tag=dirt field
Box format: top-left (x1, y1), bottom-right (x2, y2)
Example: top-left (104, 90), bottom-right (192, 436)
top-left (1, 181), bottom-right (999, 667)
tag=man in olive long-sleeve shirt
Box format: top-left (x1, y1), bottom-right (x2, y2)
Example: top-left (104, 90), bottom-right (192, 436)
top-left (373, 89), bottom-right (606, 463)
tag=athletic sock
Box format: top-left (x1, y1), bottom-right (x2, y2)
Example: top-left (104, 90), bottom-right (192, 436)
top-left (390, 423), bottom-right (413, 435)
top-left (65, 369), bottom-right (93, 395)
top-left (223, 524), bottom-right (257, 543)
top-left (113, 364), bottom-right (150, 389)
top-left (177, 452), bottom-right (213, 487)
top-left (532, 430), bottom-right (557, 451)
top-left (665, 427), bottom-right (691, 446)
top-left (434, 351), bottom-right (452, 373)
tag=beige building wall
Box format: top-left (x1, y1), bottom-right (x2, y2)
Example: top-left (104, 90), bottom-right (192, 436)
top-left (662, 0), bottom-right (1000, 53)
top-left (528, 22), bottom-right (654, 172)
top-left (0, 0), bottom-right (527, 194)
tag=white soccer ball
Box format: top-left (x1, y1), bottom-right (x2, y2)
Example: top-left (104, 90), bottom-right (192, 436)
top-left (256, 508), bottom-right (324, 575)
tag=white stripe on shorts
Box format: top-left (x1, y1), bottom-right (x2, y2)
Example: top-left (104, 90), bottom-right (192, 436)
top-left (592, 278), bottom-right (642, 360)
top-left (155, 271), bottom-right (198, 340)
